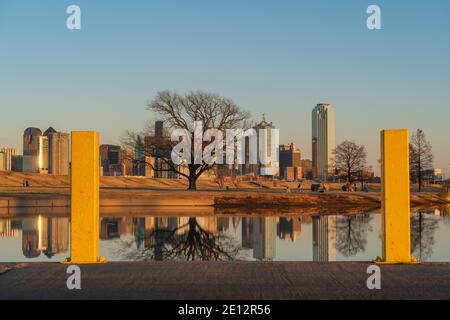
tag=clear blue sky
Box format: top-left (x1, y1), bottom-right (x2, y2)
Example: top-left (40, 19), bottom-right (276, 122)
top-left (1, 0), bottom-right (449, 175)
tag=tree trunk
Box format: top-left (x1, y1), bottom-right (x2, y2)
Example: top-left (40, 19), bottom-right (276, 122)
top-left (188, 175), bottom-right (198, 190)
top-left (347, 168), bottom-right (352, 192)
top-left (418, 146), bottom-right (422, 192)
top-left (418, 166), bottom-right (422, 192)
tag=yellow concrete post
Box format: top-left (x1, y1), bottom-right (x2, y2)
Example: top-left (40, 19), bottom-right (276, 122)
top-left (65, 131), bottom-right (105, 264)
top-left (378, 129), bottom-right (417, 264)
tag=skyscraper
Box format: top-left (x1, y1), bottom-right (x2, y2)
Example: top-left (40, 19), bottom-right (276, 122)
top-left (100, 144), bottom-right (123, 176)
top-left (0, 152), bottom-right (5, 171)
top-left (38, 135), bottom-right (49, 174)
top-left (155, 120), bottom-right (164, 139)
top-left (23, 127), bottom-right (69, 175)
top-left (44, 127), bottom-right (70, 175)
top-left (23, 127), bottom-right (43, 173)
top-left (253, 115), bottom-right (279, 176)
top-left (312, 103), bottom-right (336, 180)
top-left (0, 147), bottom-right (20, 171)
top-left (279, 143), bottom-right (302, 180)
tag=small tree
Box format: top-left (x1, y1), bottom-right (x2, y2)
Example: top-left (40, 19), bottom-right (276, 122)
top-left (333, 141), bottom-right (368, 191)
top-left (410, 129), bottom-right (434, 192)
top-left (124, 91), bottom-right (250, 190)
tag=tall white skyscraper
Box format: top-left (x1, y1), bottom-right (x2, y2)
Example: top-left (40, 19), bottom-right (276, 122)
top-left (312, 103), bottom-right (336, 180)
top-left (253, 115), bottom-right (279, 177)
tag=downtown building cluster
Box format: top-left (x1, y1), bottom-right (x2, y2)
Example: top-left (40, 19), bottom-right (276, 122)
top-left (0, 104), bottom-right (340, 182)
top-left (0, 127), bottom-right (70, 175)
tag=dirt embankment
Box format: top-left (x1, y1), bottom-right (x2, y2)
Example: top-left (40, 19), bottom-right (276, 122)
top-left (0, 172), bottom-right (448, 211)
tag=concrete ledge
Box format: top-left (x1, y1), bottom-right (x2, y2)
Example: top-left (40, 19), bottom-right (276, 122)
top-left (1, 262), bottom-right (449, 300)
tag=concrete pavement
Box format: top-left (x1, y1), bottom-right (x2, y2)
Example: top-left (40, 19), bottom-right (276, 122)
top-left (1, 262), bottom-right (449, 300)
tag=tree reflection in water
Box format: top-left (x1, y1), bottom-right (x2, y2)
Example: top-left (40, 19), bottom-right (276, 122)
top-left (117, 217), bottom-right (239, 261)
top-left (411, 211), bottom-right (439, 261)
top-left (335, 214), bottom-right (373, 257)
top-left (441, 207), bottom-right (450, 227)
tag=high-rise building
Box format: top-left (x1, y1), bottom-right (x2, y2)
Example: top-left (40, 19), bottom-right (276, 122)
top-left (38, 135), bottom-right (49, 174)
top-left (12, 155), bottom-right (23, 172)
top-left (155, 120), bottom-right (164, 139)
top-left (23, 127), bottom-right (43, 173)
top-left (0, 152), bottom-right (5, 171)
top-left (44, 128), bottom-right (70, 175)
top-left (100, 144), bottom-right (124, 176)
top-left (300, 159), bottom-right (313, 179)
top-left (144, 120), bottom-right (182, 179)
top-left (134, 135), bottom-right (146, 176)
top-left (279, 143), bottom-right (302, 180)
top-left (253, 116), bottom-right (278, 176)
top-left (312, 103), bottom-right (336, 180)
top-left (0, 147), bottom-right (20, 171)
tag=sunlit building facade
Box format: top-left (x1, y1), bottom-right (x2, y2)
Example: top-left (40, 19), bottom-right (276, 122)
top-left (38, 135), bottom-right (49, 174)
top-left (312, 104), bottom-right (336, 180)
top-left (253, 116), bottom-right (279, 177)
top-left (23, 127), bottom-right (42, 173)
top-left (0, 147), bottom-right (20, 171)
top-left (0, 152), bottom-right (4, 171)
top-left (44, 127), bottom-right (70, 175)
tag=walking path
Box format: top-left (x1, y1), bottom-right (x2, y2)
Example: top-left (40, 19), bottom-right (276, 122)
top-left (1, 262), bottom-right (449, 300)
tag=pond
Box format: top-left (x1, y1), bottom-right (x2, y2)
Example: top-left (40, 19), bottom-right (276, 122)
top-left (1, 207), bottom-right (449, 263)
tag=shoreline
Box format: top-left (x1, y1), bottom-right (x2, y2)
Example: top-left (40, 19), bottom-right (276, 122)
top-left (0, 188), bottom-right (448, 213)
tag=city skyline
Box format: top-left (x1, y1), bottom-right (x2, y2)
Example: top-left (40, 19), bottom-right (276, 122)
top-left (1, 0), bottom-right (450, 175)
top-left (1, 101), bottom-right (448, 179)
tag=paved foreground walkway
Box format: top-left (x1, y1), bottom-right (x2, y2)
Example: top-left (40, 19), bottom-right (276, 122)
top-left (0, 262), bottom-right (449, 300)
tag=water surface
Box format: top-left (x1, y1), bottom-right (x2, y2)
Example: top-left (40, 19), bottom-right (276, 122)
top-left (1, 207), bottom-right (449, 262)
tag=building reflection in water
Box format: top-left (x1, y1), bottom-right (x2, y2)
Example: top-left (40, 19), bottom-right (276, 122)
top-left (4, 209), bottom-right (447, 262)
top-left (277, 217), bottom-right (302, 241)
top-left (312, 215), bottom-right (337, 262)
top-left (0, 219), bottom-right (21, 239)
top-left (21, 215), bottom-right (69, 259)
top-left (252, 217), bottom-right (276, 261)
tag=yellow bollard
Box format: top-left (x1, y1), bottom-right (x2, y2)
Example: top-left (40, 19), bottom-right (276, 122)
top-left (64, 131), bottom-right (106, 264)
top-left (377, 129), bottom-right (417, 264)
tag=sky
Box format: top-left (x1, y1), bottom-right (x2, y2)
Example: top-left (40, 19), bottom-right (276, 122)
top-left (1, 0), bottom-right (449, 176)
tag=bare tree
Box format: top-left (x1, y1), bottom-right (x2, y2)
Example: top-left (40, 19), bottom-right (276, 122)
top-left (333, 141), bottom-right (368, 190)
top-left (410, 129), bottom-right (434, 192)
top-left (124, 91), bottom-right (250, 190)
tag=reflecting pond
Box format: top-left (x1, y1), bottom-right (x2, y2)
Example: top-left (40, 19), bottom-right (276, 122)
top-left (1, 207), bottom-right (450, 262)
